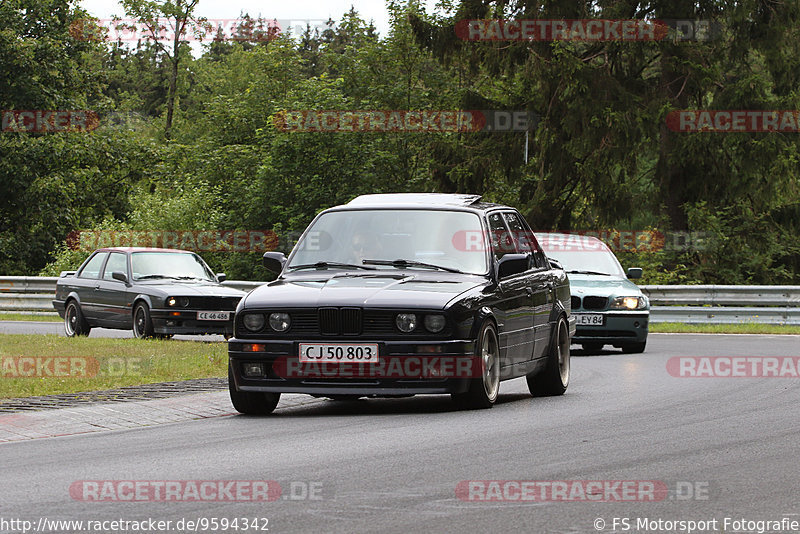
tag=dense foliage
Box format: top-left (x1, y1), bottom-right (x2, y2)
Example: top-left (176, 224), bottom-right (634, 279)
top-left (1, 0), bottom-right (798, 284)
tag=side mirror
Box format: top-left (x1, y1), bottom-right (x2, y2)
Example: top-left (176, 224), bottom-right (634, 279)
top-left (548, 258), bottom-right (563, 270)
top-left (111, 271), bottom-right (128, 283)
top-left (263, 252), bottom-right (288, 274)
top-left (627, 267), bottom-right (643, 279)
top-left (216, 273), bottom-right (227, 283)
top-left (497, 253), bottom-right (530, 279)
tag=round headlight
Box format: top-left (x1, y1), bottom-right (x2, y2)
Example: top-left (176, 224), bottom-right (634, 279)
top-left (424, 314), bottom-right (446, 333)
top-left (269, 313), bottom-right (291, 332)
top-left (167, 297), bottom-right (189, 307)
top-left (243, 313), bottom-right (266, 332)
top-left (622, 297), bottom-right (639, 309)
top-left (396, 313), bottom-right (418, 333)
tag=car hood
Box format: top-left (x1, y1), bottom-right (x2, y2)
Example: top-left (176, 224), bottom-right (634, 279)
top-left (244, 272), bottom-right (486, 310)
top-left (567, 274), bottom-right (643, 298)
top-left (137, 281), bottom-right (246, 297)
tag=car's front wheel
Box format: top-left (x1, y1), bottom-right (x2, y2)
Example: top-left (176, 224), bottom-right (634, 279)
top-left (452, 321), bottom-right (500, 409)
top-left (228, 364), bottom-right (280, 414)
top-left (132, 302), bottom-right (155, 339)
top-left (527, 315), bottom-right (570, 396)
top-left (64, 300), bottom-right (91, 337)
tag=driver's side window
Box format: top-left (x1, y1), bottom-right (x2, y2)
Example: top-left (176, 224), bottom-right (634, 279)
top-left (487, 213), bottom-right (514, 260)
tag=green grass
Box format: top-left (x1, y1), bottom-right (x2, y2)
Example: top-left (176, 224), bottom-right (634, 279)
top-left (0, 313), bottom-right (61, 322)
top-left (0, 334), bottom-right (227, 399)
top-left (650, 322), bottom-right (800, 334)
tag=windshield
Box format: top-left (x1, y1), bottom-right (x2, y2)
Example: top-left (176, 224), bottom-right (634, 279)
top-left (287, 209), bottom-right (488, 275)
top-left (541, 247), bottom-right (626, 276)
top-left (131, 252), bottom-right (216, 281)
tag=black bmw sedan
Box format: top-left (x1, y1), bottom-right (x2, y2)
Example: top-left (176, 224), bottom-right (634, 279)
top-left (54, 248), bottom-right (246, 339)
top-left (228, 194), bottom-right (575, 413)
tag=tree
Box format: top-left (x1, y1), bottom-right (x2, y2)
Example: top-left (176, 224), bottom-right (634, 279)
top-left (119, 0), bottom-right (208, 138)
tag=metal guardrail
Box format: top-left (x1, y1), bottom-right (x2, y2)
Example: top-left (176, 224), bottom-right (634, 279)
top-left (1, 277), bottom-right (799, 325)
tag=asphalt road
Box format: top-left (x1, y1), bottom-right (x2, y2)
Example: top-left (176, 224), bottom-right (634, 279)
top-left (1, 334), bottom-right (799, 534)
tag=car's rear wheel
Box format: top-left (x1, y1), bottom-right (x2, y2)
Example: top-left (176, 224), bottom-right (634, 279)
top-left (527, 315), bottom-right (570, 396)
top-left (64, 300), bottom-right (91, 337)
top-left (132, 302), bottom-right (155, 339)
top-left (228, 364), bottom-right (280, 414)
top-left (620, 341), bottom-right (646, 353)
top-left (452, 321), bottom-right (500, 410)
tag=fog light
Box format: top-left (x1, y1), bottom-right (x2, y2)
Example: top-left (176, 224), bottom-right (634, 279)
top-left (417, 345), bottom-right (443, 353)
top-left (170, 311), bottom-right (181, 317)
top-left (242, 362), bottom-right (265, 378)
top-left (243, 343), bottom-right (267, 352)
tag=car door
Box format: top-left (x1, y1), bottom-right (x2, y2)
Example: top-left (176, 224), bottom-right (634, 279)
top-left (487, 211), bottom-right (535, 370)
top-left (74, 251), bottom-right (109, 322)
top-left (505, 212), bottom-right (552, 361)
top-left (96, 252), bottom-right (131, 328)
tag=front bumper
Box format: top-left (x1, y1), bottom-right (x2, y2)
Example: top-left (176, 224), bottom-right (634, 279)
top-left (150, 309), bottom-right (235, 335)
top-left (228, 339), bottom-right (476, 396)
top-left (571, 311), bottom-right (649, 345)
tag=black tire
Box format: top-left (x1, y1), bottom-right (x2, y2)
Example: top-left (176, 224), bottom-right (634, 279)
top-left (228, 364), bottom-right (280, 415)
top-left (452, 321), bottom-right (500, 410)
top-left (156, 333), bottom-right (174, 340)
top-left (132, 302), bottom-right (155, 339)
top-left (527, 315), bottom-right (570, 396)
top-left (64, 299), bottom-right (91, 337)
top-left (620, 341), bottom-right (646, 354)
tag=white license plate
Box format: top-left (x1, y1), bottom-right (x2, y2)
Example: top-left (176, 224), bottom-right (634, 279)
top-left (197, 311), bottom-right (230, 321)
top-left (299, 343), bottom-right (380, 363)
top-left (574, 313), bottom-right (604, 326)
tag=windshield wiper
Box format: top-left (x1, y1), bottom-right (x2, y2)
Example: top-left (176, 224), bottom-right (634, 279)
top-left (137, 274), bottom-right (180, 280)
top-left (362, 259), bottom-right (464, 274)
top-left (289, 262), bottom-right (377, 271)
top-left (567, 270), bottom-right (611, 276)
top-left (175, 276), bottom-right (210, 281)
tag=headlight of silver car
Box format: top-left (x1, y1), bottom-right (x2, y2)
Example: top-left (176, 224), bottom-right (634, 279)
top-left (609, 296), bottom-right (648, 310)
top-left (242, 313), bottom-right (266, 332)
top-left (268, 312), bottom-right (291, 332)
top-left (396, 313), bottom-right (418, 333)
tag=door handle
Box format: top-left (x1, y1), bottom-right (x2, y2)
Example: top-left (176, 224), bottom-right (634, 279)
top-left (526, 287), bottom-right (533, 296)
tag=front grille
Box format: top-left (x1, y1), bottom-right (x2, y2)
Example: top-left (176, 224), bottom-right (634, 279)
top-left (571, 296), bottom-right (581, 310)
top-left (582, 296), bottom-right (608, 310)
top-left (190, 296), bottom-right (242, 310)
top-left (319, 308), bottom-right (339, 335)
top-left (318, 307), bottom-right (362, 336)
